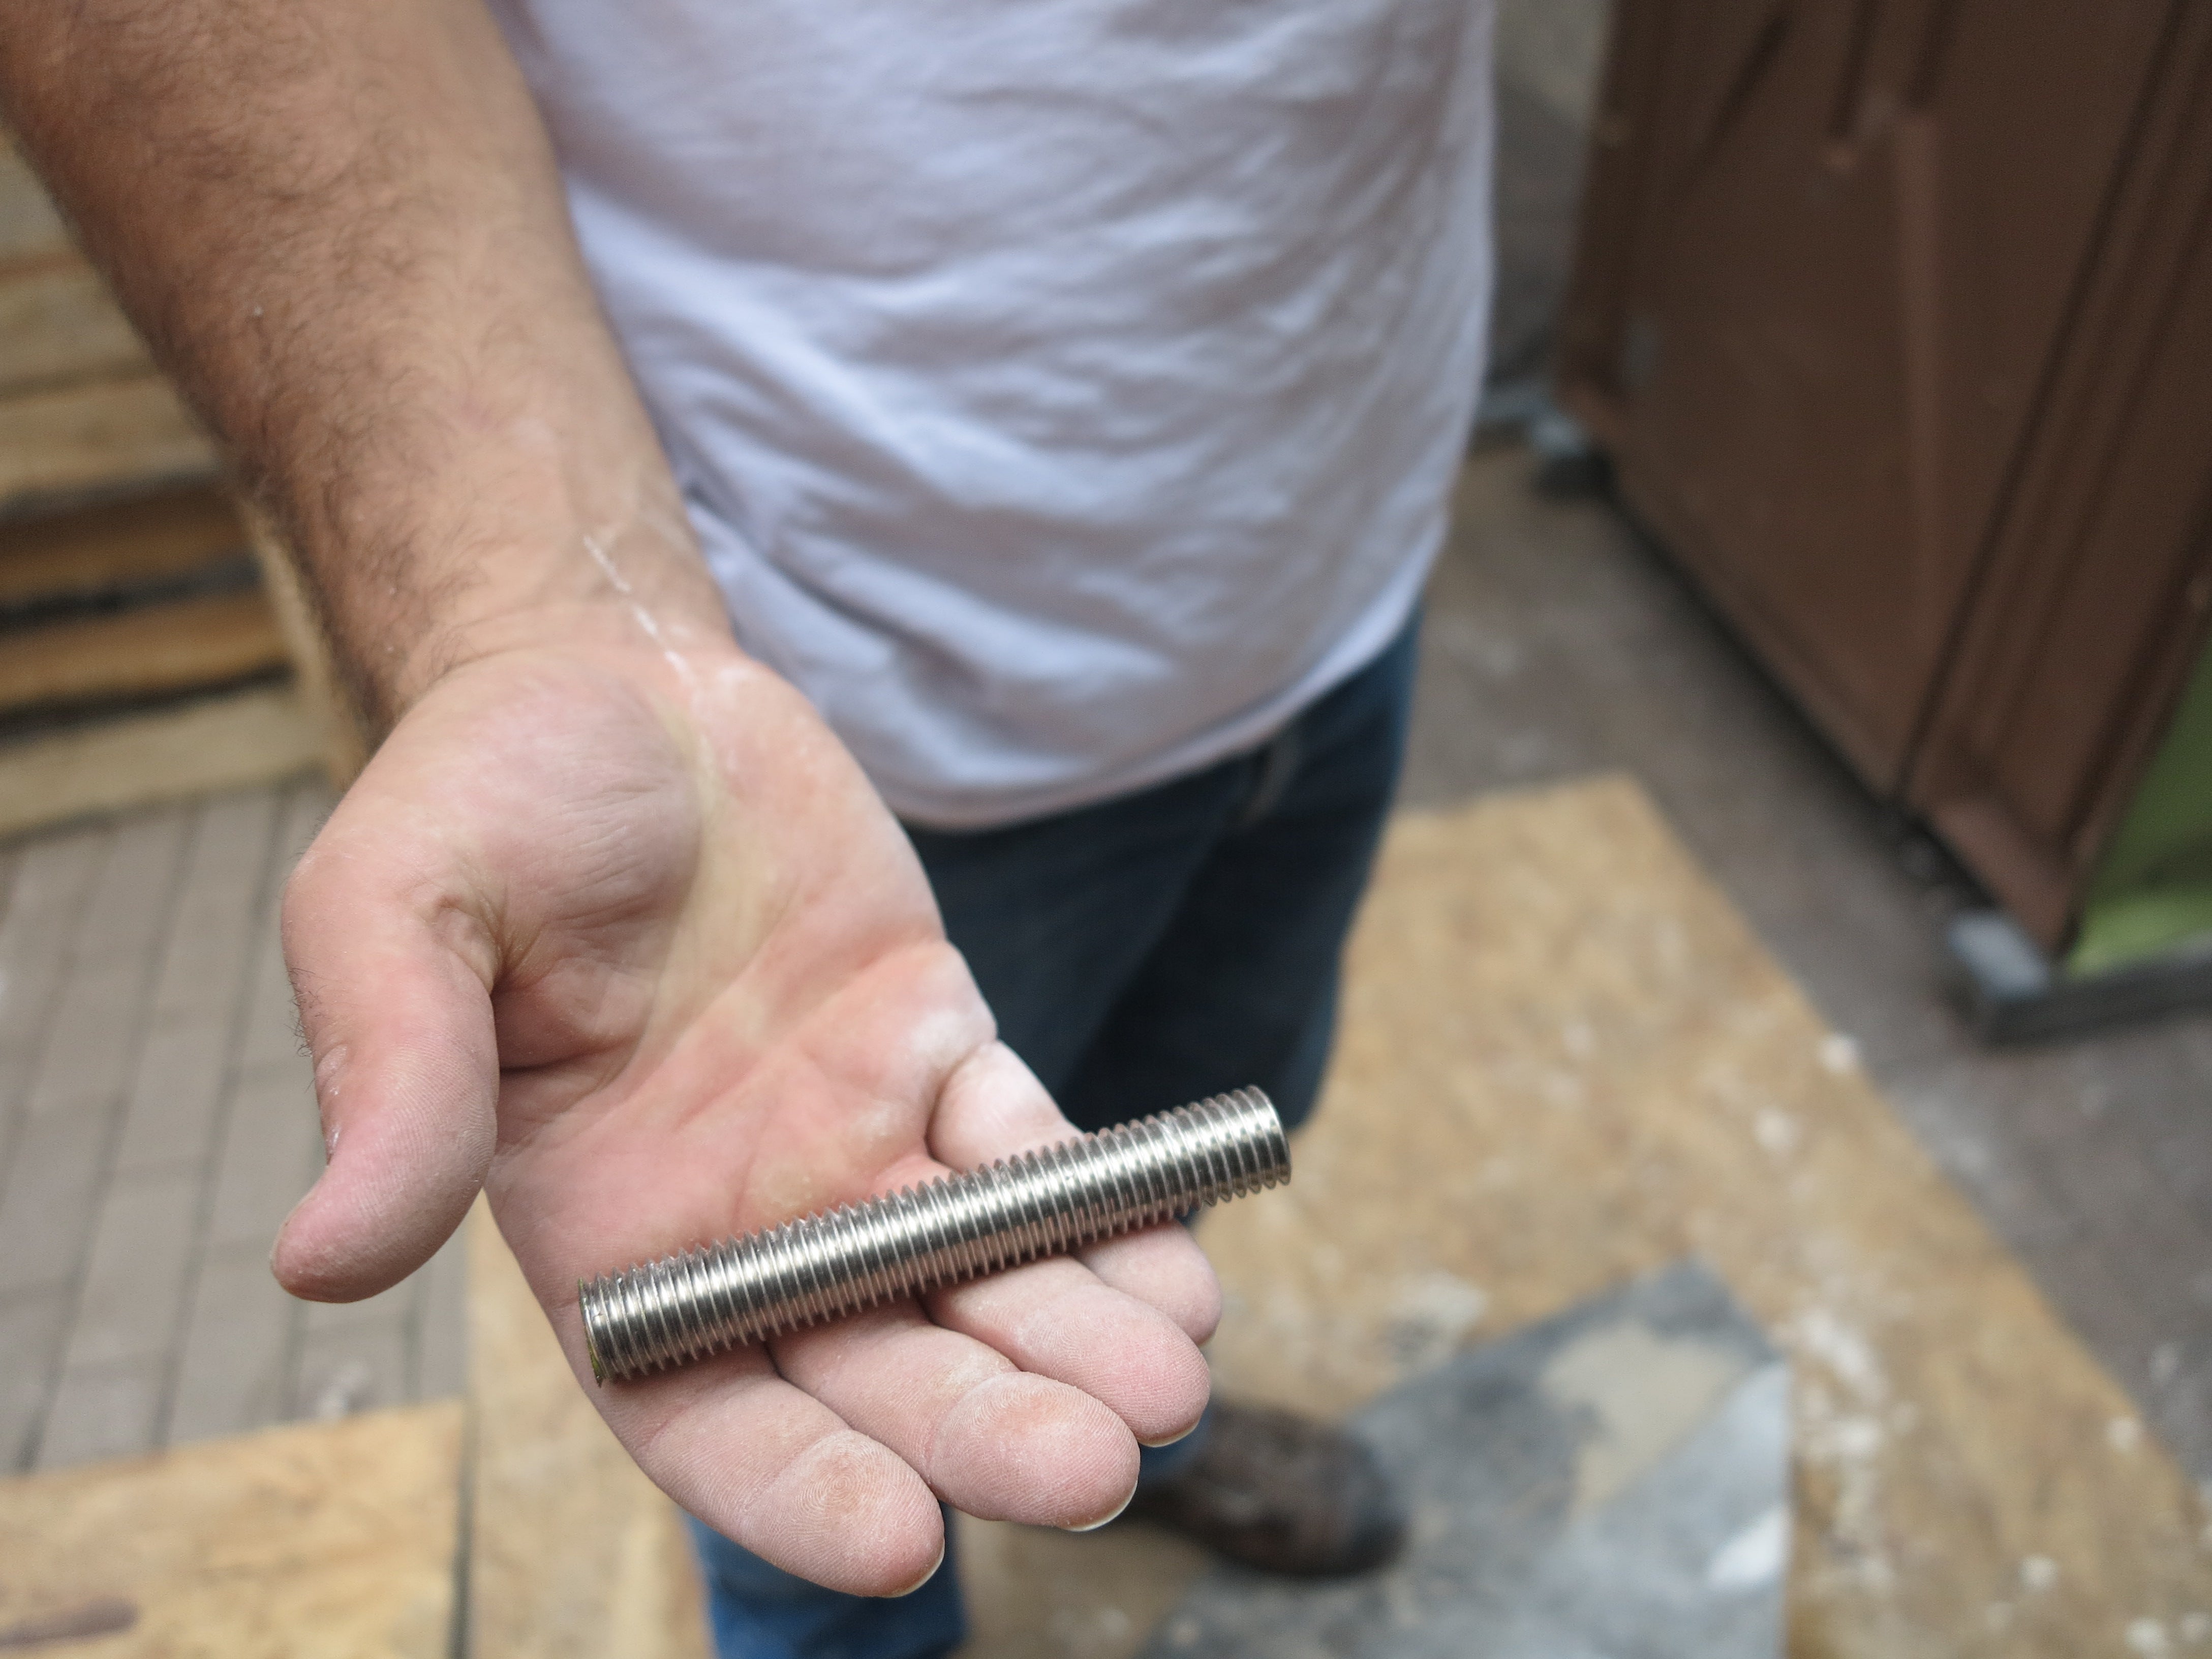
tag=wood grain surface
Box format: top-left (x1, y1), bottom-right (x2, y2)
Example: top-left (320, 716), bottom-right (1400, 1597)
top-left (0, 486), bottom-right (245, 612)
top-left (467, 1201), bottom-right (712, 1659)
top-left (0, 589), bottom-right (285, 714)
top-left (0, 1401), bottom-right (462, 1658)
top-left (0, 684), bottom-right (321, 840)
top-left (0, 376), bottom-right (217, 521)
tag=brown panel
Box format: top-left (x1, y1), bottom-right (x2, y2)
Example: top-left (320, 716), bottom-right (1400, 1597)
top-left (1907, 9), bottom-right (2212, 950)
top-left (1559, 0), bottom-right (2174, 788)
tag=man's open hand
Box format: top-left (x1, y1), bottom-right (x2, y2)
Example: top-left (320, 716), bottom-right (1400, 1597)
top-left (269, 640), bottom-right (1221, 1593)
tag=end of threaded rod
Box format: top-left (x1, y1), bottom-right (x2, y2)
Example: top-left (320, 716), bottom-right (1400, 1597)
top-left (581, 1279), bottom-right (607, 1385)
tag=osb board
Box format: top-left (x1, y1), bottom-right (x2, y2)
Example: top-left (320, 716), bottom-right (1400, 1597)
top-left (0, 682), bottom-right (322, 841)
top-left (0, 260), bottom-right (148, 398)
top-left (0, 1401), bottom-right (460, 1658)
top-left (468, 1201), bottom-right (711, 1659)
top-left (0, 485), bottom-right (246, 611)
top-left (0, 374), bottom-right (217, 520)
top-left (1190, 778), bottom-right (2210, 1657)
top-left (0, 588), bottom-right (284, 713)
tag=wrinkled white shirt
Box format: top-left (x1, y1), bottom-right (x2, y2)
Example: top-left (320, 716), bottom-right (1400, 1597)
top-left (494, 0), bottom-right (1496, 826)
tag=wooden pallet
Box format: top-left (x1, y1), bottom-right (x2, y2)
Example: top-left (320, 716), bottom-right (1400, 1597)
top-left (0, 134), bottom-right (341, 835)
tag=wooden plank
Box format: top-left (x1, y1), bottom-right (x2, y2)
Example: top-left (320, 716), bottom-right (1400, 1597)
top-left (0, 485), bottom-right (246, 613)
top-left (0, 374), bottom-right (218, 522)
top-left (244, 502), bottom-right (371, 785)
top-left (0, 684), bottom-right (320, 842)
top-left (468, 1201), bottom-right (711, 1659)
top-left (0, 136), bottom-right (70, 269)
top-left (0, 259), bottom-right (148, 398)
top-left (0, 1400), bottom-right (462, 1657)
top-left (0, 589), bottom-right (285, 714)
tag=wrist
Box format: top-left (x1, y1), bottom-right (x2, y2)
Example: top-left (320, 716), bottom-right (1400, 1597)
top-left (393, 588), bottom-right (741, 713)
top-left (277, 446), bottom-right (738, 729)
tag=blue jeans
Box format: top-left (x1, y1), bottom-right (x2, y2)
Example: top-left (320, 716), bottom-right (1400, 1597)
top-left (690, 619), bottom-right (1420, 1659)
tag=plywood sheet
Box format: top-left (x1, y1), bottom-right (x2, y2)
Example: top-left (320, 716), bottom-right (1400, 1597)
top-left (468, 1202), bottom-right (711, 1659)
top-left (0, 589), bottom-right (285, 713)
top-left (0, 683), bottom-right (321, 840)
top-left (1186, 778), bottom-right (2212, 1658)
top-left (0, 1401), bottom-right (460, 1658)
top-left (0, 374), bottom-right (217, 520)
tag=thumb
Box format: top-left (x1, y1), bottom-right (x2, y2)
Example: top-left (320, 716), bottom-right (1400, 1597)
top-left (270, 822), bottom-right (501, 1302)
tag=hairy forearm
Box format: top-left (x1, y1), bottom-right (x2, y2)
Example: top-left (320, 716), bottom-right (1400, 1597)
top-left (0, 0), bottom-right (730, 728)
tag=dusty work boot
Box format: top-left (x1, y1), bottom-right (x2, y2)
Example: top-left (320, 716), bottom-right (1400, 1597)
top-left (1123, 1400), bottom-right (1406, 1577)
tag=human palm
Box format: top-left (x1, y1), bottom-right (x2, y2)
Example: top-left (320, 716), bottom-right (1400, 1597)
top-left (271, 641), bottom-right (1218, 1592)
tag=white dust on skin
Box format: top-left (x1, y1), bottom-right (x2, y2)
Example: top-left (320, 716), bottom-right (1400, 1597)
top-left (583, 529), bottom-right (698, 692)
top-left (315, 1044), bottom-right (349, 1158)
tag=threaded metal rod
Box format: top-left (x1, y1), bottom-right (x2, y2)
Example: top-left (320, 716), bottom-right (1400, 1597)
top-left (579, 1088), bottom-right (1288, 1384)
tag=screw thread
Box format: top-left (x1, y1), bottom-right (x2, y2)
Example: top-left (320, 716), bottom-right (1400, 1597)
top-left (579, 1088), bottom-right (1288, 1383)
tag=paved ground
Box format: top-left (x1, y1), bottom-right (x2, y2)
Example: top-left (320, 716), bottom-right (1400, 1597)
top-left (0, 776), bottom-right (463, 1473)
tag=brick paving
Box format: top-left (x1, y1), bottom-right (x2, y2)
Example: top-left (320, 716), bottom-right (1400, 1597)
top-left (0, 777), bottom-right (463, 1473)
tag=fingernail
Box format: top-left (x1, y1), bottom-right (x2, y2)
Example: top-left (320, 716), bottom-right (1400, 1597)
top-left (1138, 1421), bottom-right (1200, 1449)
top-left (886, 1538), bottom-right (947, 1597)
top-left (1061, 1485), bottom-right (1136, 1533)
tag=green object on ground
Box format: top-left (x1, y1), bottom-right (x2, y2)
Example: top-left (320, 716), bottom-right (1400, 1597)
top-left (2070, 642), bottom-right (2212, 976)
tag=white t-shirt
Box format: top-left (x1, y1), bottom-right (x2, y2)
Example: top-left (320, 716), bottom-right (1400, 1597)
top-left (492, 1), bottom-right (1496, 827)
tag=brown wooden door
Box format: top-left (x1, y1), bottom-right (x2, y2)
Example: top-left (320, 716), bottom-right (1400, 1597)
top-left (1903, 8), bottom-right (2212, 948)
top-left (1558, 0), bottom-right (2179, 789)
